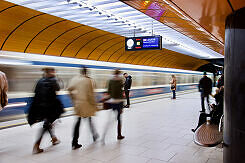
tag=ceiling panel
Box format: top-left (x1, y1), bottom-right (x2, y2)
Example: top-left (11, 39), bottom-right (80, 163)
top-left (121, 0), bottom-right (227, 55)
top-left (0, 0), bottom-right (208, 70)
top-left (121, 0), bottom-right (245, 57)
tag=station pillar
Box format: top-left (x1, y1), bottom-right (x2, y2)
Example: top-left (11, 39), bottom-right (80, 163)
top-left (224, 7), bottom-right (245, 163)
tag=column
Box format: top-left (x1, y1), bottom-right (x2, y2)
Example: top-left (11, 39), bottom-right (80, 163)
top-left (224, 7), bottom-right (245, 163)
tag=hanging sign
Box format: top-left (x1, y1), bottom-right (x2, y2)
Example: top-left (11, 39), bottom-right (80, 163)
top-left (125, 36), bottom-right (162, 51)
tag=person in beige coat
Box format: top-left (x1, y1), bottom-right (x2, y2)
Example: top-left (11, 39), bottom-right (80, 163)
top-left (0, 71), bottom-right (8, 111)
top-left (68, 67), bottom-right (98, 150)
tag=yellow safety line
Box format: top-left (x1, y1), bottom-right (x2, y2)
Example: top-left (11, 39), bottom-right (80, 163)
top-left (0, 122), bottom-right (27, 129)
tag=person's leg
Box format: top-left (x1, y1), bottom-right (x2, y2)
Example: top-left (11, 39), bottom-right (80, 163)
top-left (206, 95), bottom-right (210, 111)
top-left (127, 90), bottom-right (130, 106)
top-left (125, 90), bottom-right (130, 107)
top-left (101, 109), bottom-right (113, 144)
top-left (201, 94), bottom-right (205, 112)
top-left (72, 117), bottom-right (82, 149)
top-left (33, 119), bottom-right (49, 154)
top-left (88, 117), bottom-right (99, 142)
top-left (116, 103), bottom-right (124, 139)
top-left (173, 90), bottom-right (176, 99)
top-left (42, 119), bottom-right (60, 145)
top-left (192, 113), bottom-right (207, 132)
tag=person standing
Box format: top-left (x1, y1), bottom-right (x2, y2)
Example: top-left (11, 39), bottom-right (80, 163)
top-left (29, 67), bottom-right (63, 154)
top-left (198, 71), bottom-right (212, 112)
top-left (68, 67), bottom-right (99, 150)
top-left (217, 74), bottom-right (224, 89)
top-left (170, 75), bottom-right (177, 99)
top-left (0, 71), bottom-right (8, 111)
top-left (123, 73), bottom-right (132, 108)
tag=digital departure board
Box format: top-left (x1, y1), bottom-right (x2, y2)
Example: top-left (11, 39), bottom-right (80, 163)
top-left (125, 36), bottom-right (162, 51)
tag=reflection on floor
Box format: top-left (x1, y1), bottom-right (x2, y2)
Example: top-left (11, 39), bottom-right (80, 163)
top-left (0, 92), bottom-right (222, 163)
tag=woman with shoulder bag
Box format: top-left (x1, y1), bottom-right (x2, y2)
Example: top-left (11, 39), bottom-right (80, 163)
top-left (170, 75), bottom-right (177, 99)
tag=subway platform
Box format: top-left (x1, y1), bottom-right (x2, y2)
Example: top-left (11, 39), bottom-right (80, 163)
top-left (0, 91), bottom-right (222, 163)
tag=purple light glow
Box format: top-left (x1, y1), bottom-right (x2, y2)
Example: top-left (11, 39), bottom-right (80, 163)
top-left (145, 2), bottom-right (166, 20)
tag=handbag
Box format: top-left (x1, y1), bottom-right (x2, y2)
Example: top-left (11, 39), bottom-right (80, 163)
top-left (99, 95), bottom-right (112, 110)
top-left (103, 102), bottom-right (112, 110)
top-left (171, 85), bottom-right (175, 90)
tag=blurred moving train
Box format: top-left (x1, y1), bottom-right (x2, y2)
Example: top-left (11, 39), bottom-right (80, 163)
top-left (0, 51), bottom-right (212, 122)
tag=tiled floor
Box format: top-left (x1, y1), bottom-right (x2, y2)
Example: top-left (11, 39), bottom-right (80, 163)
top-left (0, 91), bottom-right (223, 163)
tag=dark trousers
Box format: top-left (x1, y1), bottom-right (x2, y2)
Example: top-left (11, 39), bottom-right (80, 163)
top-left (125, 90), bottom-right (130, 106)
top-left (36, 119), bottom-right (55, 144)
top-left (111, 102), bottom-right (123, 136)
top-left (102, 102), bottom-right (123, 140)
top-left (194, 112), bottom-right (209, 131)
top-left (201, 94), bottom-right (209, 112)
top-left (72, 117), bottom-right (96, 145)
top-left (172, 90), bottom-right (176, 99)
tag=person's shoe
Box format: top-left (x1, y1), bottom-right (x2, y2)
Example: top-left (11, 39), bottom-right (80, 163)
top-left (191, 129), bottom-right (196, 133)
top-left (51, 137), bottom-right (61, 145)
top-left (33, 144), bottom-right (44, 154)
top-left (72, 143), bottom-right (82, 150)
top-left (117, 135), bottom-right (125, 140)
top-left (93, 134), bottom-right (99, 142)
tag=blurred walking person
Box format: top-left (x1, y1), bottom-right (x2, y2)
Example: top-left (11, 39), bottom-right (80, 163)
top-left (102, 69), bottom-right (125, 142)
top-left (28, 68), bottom-right (63, 154)
top-left (123, 73), bottom-right (132, 108)
top-left (170, 75), bottom-right (177, 99)
top-left (198, 71), bottom-right (212, 112)
top-left (0, 71), bottom-right (8, 111)
top-left (68, 66), bottom-right (99, 150)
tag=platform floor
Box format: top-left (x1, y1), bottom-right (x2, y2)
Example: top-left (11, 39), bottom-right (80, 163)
top-left (0, 92), bottom-right (222, 163)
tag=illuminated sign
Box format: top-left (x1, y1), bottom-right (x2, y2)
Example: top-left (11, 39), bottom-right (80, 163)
top-left (125, 36), bottom-right (162, 51)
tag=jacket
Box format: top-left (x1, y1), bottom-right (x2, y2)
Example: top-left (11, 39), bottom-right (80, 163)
top-left (217, 75), bottom-right (224, 89)
top-left (0, 71), bottom-right (8, 111)
top-left (170, 78), bottom-right (176, 90)
top-left (108, 76), bottom-right (124, 99)
top-left (198, 76), bottom-right (212, 96)
top-left (124, 76), bottom-right (132, 90)
top-left (68, 75), bottom-right (97, 117)
top-left (28, 77), bottom-right (63, 125)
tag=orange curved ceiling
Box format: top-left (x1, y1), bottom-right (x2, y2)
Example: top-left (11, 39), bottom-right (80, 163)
top-left (121, 0), bottom-right (245, 55)
top-left (0, 0), bottom-right (208, 70)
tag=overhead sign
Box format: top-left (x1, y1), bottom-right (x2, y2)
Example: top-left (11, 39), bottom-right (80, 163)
top-left (125, 36), bottom-right (162, 51)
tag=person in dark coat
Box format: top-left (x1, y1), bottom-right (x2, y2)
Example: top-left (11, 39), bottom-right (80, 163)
top-left (123, 73), bottom-right (132, 108)
top-left (217, 74), bottom-right (224, 89)
top-left (198, 71), bottom-right (212, 112)
top-left (29, 67), bottom-right (63, 154)
top-left (192, 86), bottom-right (224, 132)
top-left (210, 86), bottom-right (224, 124)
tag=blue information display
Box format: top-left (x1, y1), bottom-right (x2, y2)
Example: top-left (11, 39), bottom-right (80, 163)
top-left (125, 36), bottom-right (162, 51)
